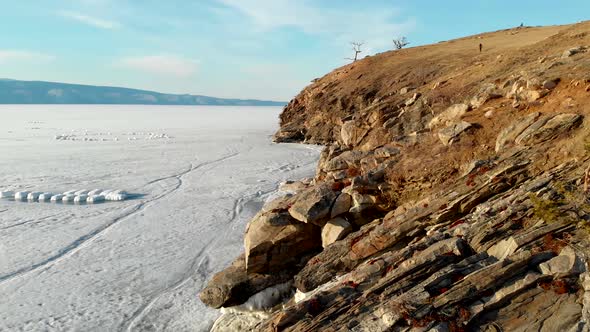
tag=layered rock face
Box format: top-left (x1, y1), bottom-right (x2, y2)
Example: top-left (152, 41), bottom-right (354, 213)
top-left (201, 22), bottom-right (590, 331)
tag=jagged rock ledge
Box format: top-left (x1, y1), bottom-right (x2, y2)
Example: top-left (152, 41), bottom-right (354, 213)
top-left (201, 22), bottom-right (590, 331)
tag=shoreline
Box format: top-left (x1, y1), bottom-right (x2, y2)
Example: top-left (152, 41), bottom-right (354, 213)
top-left (199, 21), bottom-right (590, 331)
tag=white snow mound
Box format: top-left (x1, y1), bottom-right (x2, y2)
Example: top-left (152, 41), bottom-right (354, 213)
top-left (88, 189), bottom-right (103, 196)
top-left (105, 190), bottom-right (127, 201)
top-left (74, 195), bottom-right (88, 203)
top-left (0, 191), bottom-right (14, 199)
top-left (50, 194), bottom-right (65, 202)
top-left (15, 191), bottom-right (31, 201)
top-left (38, 193), bottom-right (53, 202)
top-left (87, 195), bottom-right (105, 203)
top-left (27, 192), bottom-right (43, 202)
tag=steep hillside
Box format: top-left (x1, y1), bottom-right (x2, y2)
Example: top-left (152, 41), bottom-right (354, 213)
top-left (201, 21), bottom-right (590, 331)
top-left (0, 79), bottom-right (285, 106)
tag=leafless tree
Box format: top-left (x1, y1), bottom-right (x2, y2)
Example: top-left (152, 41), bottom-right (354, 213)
top-left (393, 37), bottom-right (410, 50)
top-left (345, 42), bottom-right (364, 62)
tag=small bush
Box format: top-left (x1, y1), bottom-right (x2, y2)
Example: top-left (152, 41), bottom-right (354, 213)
top-left (528, 193), bottom-right (561, 223)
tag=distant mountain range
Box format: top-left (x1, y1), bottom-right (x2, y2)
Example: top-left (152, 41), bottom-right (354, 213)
top-left (0, 79), bottom-right (286, 106)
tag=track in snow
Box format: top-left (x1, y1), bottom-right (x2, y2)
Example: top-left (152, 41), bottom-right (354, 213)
top-left (0, 153), bottom-right (240, 286)
top-left (120, 187), bottom-right (276, 331)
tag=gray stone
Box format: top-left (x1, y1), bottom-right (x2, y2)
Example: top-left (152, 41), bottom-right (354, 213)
top-left (350, 192), bottom-right (378, 213)
top-left (438, 121), bottom-right (473, 145)
top-left (562, 46), bottom-right (586, 58)
top-left (323, 150), bottom-right (368, 172)
top-left (542, 79), bottom-right (559, 90)
top-left (487, 237), bottom-right (519, 260)
top-left (539, 246), bottom-right (585, 277)
top-left (495, 112), bottom-right (541, 152)
top-left (373, 144), bottom-right (401, 158)
top-left (288, 184), bottom-right (338, 226)
top-left (470, 83), bottom-right (503, 109)
top-left (468, 272), bottom-right (546, 320)
top-left (199, 254), bottom-right (293, 309)
top-left (428, 103), bottom-right (470, 129)
top-left (399, 86), bottom-right (412, 94)
top-left (516, 113), bottom-right (583, 145)
top-left (245, 210), bottom-right (321, 273)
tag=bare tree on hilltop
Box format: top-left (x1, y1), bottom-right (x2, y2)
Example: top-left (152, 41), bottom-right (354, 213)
top-left (345, 42), bottom-right (364, 62)
top-left (393, 36), bottom-right (410, 50)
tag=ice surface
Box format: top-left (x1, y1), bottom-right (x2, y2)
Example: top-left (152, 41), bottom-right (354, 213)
top-left (0, 105), bottom-right (320, 332)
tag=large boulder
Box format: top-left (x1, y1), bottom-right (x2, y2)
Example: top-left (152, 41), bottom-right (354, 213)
top-left (321, 217), bottom-right (353, 248)
top-left (244, 210), bottom-right (321, 274)
top-left (331, 193), bottom-right (352, 218)
top-left (495, 112), bottom-right (541, 152)
top-left (199, 254), bottom-right (292, 309)
top-left (349, 192), bottom-right (378, 213)
top-left (515, 113), bottom-right (583, 145)
top-left (273, 123), bottom-right (305, 143)
top-left (539, 246), bottom-right (586, 277)
top-left (341, 120), bottom-right (369, 147)
top-left (322, 150), bottom-right (368, 172)
top-left (288, 184), bottom-right (338, 226)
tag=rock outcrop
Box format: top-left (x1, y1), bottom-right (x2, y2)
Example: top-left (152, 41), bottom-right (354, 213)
top-left (202, 21), bottom-right (590, 332)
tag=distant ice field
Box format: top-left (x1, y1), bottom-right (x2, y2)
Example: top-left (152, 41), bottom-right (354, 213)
top-left (0, 105), bottom-right (320, 332)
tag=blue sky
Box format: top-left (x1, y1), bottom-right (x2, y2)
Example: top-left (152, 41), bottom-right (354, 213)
top-left (0, 1), bottom-right (588, 101)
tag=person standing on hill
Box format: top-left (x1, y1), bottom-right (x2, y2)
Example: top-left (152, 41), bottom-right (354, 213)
top-left (479, 43), bottom-right (483, 52)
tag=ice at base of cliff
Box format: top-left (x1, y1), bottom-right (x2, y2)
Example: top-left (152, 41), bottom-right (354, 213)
top-left (0, 105), bottom-right (320, 332)
top-left (211, 282), bottom-right (294, 332)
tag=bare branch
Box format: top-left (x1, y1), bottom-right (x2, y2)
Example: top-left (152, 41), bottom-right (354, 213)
top-left (393, 37), bottom-right (410, 50)
top-left (348, 41), bottom-right (364, 62)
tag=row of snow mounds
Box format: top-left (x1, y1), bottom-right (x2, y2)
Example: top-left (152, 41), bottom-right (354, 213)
top-left (54, 132), bottom-right (171, 142)
top-left (0, 189), bottom-right (128, 204)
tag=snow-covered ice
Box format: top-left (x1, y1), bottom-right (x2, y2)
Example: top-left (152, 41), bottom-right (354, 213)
top-left (0, 105), bottom-right (320, 332)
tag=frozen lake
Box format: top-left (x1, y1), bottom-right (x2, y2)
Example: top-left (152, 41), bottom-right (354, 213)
top-left (0, 105), bottom-right (320, 331)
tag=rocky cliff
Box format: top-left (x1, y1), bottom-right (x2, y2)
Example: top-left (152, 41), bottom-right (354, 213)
top-left (201, 22), bottom-right (590, 331)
